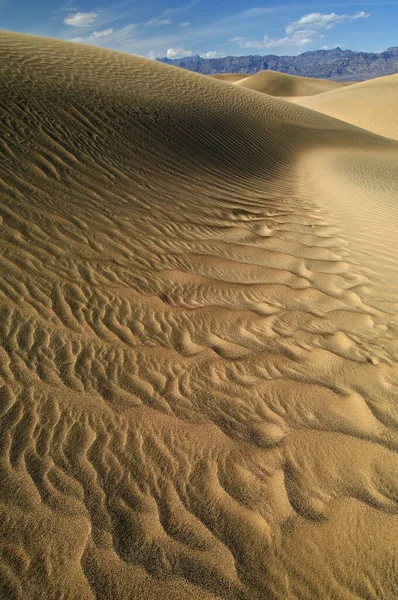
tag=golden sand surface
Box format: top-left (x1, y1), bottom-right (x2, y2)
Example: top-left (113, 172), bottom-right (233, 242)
top-left (1, 31), bottom-right (398, 600)
top-left (287, 73), bottom-right (398, 140)
top-left (232, 70), bottom-right (347, 96)
top-left (210, 74), bottom-right (251, 83)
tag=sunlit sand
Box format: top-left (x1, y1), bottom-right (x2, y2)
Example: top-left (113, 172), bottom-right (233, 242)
top-left (1, 31), bottom-right (398, 599)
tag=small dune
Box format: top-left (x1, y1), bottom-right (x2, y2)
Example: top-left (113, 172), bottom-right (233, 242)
top-left (232, 70), bottom-right (347, 96)
top-left (1, 30), bottom-right (398, 600)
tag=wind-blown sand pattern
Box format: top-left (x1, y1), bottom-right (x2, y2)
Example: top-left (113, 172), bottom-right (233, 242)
top-left (288, 73), bottom-right (398, 140)
top-left (1, 31), bottom-right (398, 600)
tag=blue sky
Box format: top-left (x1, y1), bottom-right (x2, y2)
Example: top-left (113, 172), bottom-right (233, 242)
top-left (1, 0), bottom-right (398, 59)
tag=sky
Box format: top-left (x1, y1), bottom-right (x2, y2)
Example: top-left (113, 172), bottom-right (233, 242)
top-left (1, 0), bottom-right (398, 60)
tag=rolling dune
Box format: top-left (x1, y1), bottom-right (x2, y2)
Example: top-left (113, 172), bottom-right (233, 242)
top-left (210, 74), bottom-right (251, 83)
top-left (232, 70), bottom-right (347, 96)
top-left (1, 30), bottom-right (398, 600)
top-left (288, 73), bottom-right (398, 139)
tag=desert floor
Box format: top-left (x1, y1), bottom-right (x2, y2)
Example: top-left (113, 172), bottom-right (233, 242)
top-left (1, 31), bottom-right (398, 600)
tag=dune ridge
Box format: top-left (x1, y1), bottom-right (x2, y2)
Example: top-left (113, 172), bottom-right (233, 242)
top-left (210, 74), bottom-right (251, 83)
top-left (232, 70), bottom-right (347, 96)
top-left (288, 73), bottom-right (398, 139)
top-left (1, 30), bottom-right (398, 600)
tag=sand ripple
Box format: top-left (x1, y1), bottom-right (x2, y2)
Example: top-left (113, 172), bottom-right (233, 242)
top-left (1, 31), bottom-right (398, 599)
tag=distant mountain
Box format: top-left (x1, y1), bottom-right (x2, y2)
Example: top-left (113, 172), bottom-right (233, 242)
top-left (157, 46), bottom-right (398, 82)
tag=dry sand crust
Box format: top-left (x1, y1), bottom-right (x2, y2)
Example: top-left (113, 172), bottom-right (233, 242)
top-left (1, 30), bottom-right (398, 600)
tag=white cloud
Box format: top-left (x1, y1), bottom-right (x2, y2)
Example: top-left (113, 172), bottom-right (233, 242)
top-left (263, 33), bottom-right (313, 48)
top-left (166, 47), bottom-right (192, 58)
top-left (147, 18), bottom-right (172, 26)
top-left (163, 1), bottom-right (198, 17)
top-left (149, 49), bottom-right (224, 60)
top-left (90, 28), bottom-right (114, 38)
top-left (179, 22), bottom-right (191, 27)
top-left (69, 24), bottom-right (136, 47)
top-left (231, 32), bottom-right (315, 50)
top-left (222, 6), bottom-right (282, 24)
top-left (199, 51), bottom-right (224, 59)
top-left (64, 11), bottom-right (98, 27)
top-left (286, 11), bottom-right (369, 34)
top-left (231, 10), bottom-right (369, 51)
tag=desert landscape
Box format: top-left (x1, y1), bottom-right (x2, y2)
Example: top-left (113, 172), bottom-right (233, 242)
top-left (1, 30), bottom-right (398, 600)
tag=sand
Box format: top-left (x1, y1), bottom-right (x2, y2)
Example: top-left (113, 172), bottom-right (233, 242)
top-left (232, 70), bottom-right (348, 96)
top-left (287, 73), bottom-right (398, 140)
top-left (210, 74), bottom-right (251, 83)
top-left (1, 30), bottom-right (398, 600)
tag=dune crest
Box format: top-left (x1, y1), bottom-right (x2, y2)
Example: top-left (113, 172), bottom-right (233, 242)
top-left (289, 73), bottom-right (398, 139)
top-left (232, 70), bottom-right (347, 96)
top-left (1, 31), bottom-right (398, 599)
top-left (210, 74), bottom-right (251, 83)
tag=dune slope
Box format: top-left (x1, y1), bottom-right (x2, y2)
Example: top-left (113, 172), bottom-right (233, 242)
top-left (209, 74), bottom-right (251, 83)
top-left (290, 73), bottom-right (398, 139)
top-left (1, 31), bottom-right (398, 600)
top-left (234, 70), bottom-right (346, 96)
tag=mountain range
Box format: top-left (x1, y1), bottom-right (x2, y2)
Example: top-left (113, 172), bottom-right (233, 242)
top-left (157, 46), bottom-right (398, 81)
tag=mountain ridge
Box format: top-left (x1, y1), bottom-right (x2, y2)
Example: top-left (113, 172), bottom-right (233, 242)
top-left (157, 46), bottom-right (398, 82)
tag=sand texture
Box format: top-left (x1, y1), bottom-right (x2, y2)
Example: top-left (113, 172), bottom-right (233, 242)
top-left (1, 31), bottom-right (398, 600)
top-left (232, 70), bottom-right (347, 96)
top-left (209, 74), bottom-right (251, 83)
top-left (287, 73), bottom-right (398, 140)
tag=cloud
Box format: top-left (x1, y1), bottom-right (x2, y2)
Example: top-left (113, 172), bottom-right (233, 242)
top-left (69, 24), bottom-right (136, 47)
top-left (147, 18), bottom-right (172, 27)
top-left (90, 28), bottom-right (114, 39)
top-left (285, 11), bottom-right (369, 34)
top-left (222, 6), bottom-right (283, 24)
top-left (231, 33), bottom-right (312, 50)
top-left (143, 1), bottom-right (196, 34)
top-left (199, 51), bottom-right (225, 59)
top-left (162, 49), bottom-right (225, 60)
top-left (235, 7), bottom-right (280, 19)
top-left (166, 48), bottom-right (192, 58)
top-left (64, 11), bottom-right (98, 27)
top-left (231, 10), bottom-right (369, 51)
top-left (161, 49), bottom-right (224, 60)
top-left (163, 0), bottom-right (198, 17)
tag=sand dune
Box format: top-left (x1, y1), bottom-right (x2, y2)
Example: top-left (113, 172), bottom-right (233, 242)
top-left (210, 74), bottom-right (251, 83)
top-left (232, 70), bottom-right (346, 96)
top-left (1, 30), bottom-right (398, 600)
top-left (289, 73), bottom-right (398, 139)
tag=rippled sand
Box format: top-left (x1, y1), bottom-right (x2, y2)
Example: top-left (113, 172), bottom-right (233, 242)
top-left (1, 31), bottom-right (398, 600)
